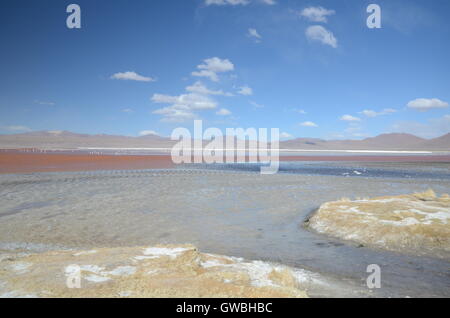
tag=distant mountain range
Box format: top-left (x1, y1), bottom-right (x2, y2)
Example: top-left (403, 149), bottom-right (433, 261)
top-left (280, 133), bottom-right (450, 151)
top-left (0, 131), bottom-right (449, 151)
top-left (0, 130), bottom-right (174, 149)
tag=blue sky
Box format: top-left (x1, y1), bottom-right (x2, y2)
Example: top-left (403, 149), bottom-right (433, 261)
top-left (0, 0), bottom-right (449, 139)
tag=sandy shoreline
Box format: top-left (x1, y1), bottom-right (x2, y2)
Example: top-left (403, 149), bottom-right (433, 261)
top-left (0, 244), bottom-right (311, 298)
top-left (306, 190), bottom-right (450, 259)
top-left (1, 150), bottom-right (449, 174)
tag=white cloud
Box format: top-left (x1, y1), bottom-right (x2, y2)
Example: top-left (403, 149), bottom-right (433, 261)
top-left (389, 114), bottom-right (450, 138)
top-left (382, 108), bottom-right (397, 114)
top-left (280, 132), bottom-right (293, 139)
top-left (305, 25), bottom-right (338, 48)
top-left (122, 108), bottom-right (134, 113)
top-left (192, 71), bottom-right (224, 83)
top-left (300, 6), bottom-right (335, 23)
top-left (139, 130), bottom-right (159, 136)
top-left (345, 123), bottom-right (362, 133)
top-left (292, 108), bottom-right (307, 114)
top-left (152, 93), bottom-right (216, 111)
top-left (300, 121), bottom-right (318, 127)
top-left (250, 101), bottom-right (264, 109)
top-left (199, 58), bottom-right (234, 73)
top-left (247, 28), bottom-right (262, 42)
top-left (360, 108), bottom-right (397, 117)
top-left (153, 58), bottom-right (237, 122)
top-left (186, 81), bottom-right (232, 96)
top-left (2, 125), bottom-right (32, 132)
top-left (407, 98), bottom-right (449, 111)
top-left (205, 0), bottom-right (274, 5)
top-left (260, 0), bottom-right (276, 4)
top-left (205, 0), bottom-right (249, 5)
top-left (360, 110), bottom-right (377, 118)
top-left (111, 71), bottom-right (156, 82)
top-left (340, 115), bottom-right (361, 122)
top-left (152, 93), bottom-right (217, 123)
top-left (216, 108), bottom-right (232, 116)
top-left (35, 100), bottom-right (55, 106)
top-left (238, 85), bottom-right (253, 96)
top-left (192, 57), bottom-right (234, 82)
top-left (153, 106), bottom-right (196, 123)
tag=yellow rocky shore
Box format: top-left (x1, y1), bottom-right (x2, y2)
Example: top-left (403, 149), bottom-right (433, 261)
top-left (0, 244), bottom-right (310, 298)
top-left (307, 190), bottom-right (450, 258)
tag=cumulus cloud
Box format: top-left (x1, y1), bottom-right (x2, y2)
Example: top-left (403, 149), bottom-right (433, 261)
top-left (152, 93), bottom-right (217, 123)
top-left (152, 58), bottom-right (239, 122)
top-left (152, 93), bottom-right (217, 111)
top-left (280, 132), bottom-right (293, 139)
top-left (152, 107), bottom-right (196, 123)
top-left (345, 122), bottom-right (363, 133)
top-left (300, 121), bottom-right (318, 127)
top-left (360, 110), bottom-right (377, 118)
top-left (110, 71), bottom-right (156, 82)
top-left (192, 57), bottom-right (234, 82)
top-left (300, 6), bottom-right (335, 23)
top-left (205, 0), bottom-right (275, 5)
top-left (284, 108), bottom-right (307, 115)
top-left (305, 25), bottom-right (337, 48)
top-left (360, 108), bottom-right (397, 117)
top-left (340, 115), bottom-right (361, 122)
top-left (289, 108), bottom-right (307, 114)
top-left (407, 98), bottom-right (449, 111)
top-left (205, 0), bottom-right (249, 5)
top-left (250, 101), bottom-right (264, 109)
top-left (139, 130), bottom-right (159, 136)
top-left (216, 108), bottom-right (232, 116)
top-left (238, 86), bottom-right (253, 96)
top-left (186, 81), bottom-right (232, 96)
top-left (247, 28), bottom-right (262, 42)
top-left (35, 100), bottom-right (55, 106)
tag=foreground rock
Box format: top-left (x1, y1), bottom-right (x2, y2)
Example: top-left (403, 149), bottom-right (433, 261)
top-left (0, 245), bottom-right (311, 298)
top-left (307, 190), bottom-right (450, 258)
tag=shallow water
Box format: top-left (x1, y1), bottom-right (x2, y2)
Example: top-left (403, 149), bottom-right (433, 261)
top-left (181, 161), bottom-right (450, 180)
top-left (0, 162), bottom-right (449, 297)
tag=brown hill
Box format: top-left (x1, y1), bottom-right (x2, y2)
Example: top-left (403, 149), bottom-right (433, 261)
top-left (279, 133), bottom-right (448, 151)
top-left (0, 131), bottom-right (449, 151)
top-left (0, 131), bottom-right (175, 149)
top-left (418, 133), bottom-right (450, 150)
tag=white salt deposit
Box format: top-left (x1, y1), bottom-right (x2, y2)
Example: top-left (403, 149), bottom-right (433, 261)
top-left (10, 262), bottom-right (32, 274)
top-left (73, 250), bottom-right (98, 256)
top-left (84, 274), bottom-right (111, 283)
top-left (142, 247), bottom-right (192, 259)
top-left (107, 266), bottom-right (136, 276)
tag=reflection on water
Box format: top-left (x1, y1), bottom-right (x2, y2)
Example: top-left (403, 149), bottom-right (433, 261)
top-left (0, 162), bottom-right (449, 297)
